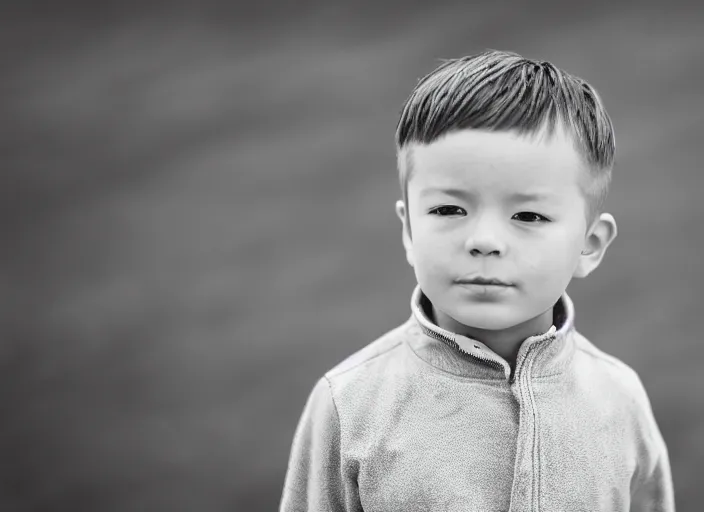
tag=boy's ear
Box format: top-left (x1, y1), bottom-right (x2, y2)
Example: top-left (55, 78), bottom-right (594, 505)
top-left (573, 213), bottom-right (618, 279)
top-left (395, 200), bottom-right (414, 268)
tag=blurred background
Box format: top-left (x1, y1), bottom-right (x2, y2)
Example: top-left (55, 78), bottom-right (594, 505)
top-left (2, 0), bottom-right (703, 510)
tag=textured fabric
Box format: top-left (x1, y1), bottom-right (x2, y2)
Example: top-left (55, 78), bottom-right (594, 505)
top-left (280, 286), bottom-right (675, 511)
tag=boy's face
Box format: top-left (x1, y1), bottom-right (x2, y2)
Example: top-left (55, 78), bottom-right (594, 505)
top-left (397, 127), bottom-right (615, 332)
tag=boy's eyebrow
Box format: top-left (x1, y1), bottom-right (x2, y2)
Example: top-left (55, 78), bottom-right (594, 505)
top-left (419, 188), bottom-right (552, 201)
top-left (508, 191), bottom-right (552, 202)
top-left (419, 187), bottom-right (473, 199)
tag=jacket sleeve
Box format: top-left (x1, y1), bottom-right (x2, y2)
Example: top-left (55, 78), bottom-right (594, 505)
top-left (279, 377), bottom-right (362, 512)
top-left (629, 375), bottom-right (676, 512)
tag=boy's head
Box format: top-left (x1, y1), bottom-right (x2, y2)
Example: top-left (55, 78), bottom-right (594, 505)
top-left (394, 50), bottom-right (618, 332)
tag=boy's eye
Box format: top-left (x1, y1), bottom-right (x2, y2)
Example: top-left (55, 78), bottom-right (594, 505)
top-left (512, 211), bottom-right (550, 223)
top-left (429, 205), bottom-right (466, 216)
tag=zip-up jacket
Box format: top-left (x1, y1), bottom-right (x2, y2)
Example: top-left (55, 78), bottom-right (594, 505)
top-left (280, 286), bottom-right (675, 511)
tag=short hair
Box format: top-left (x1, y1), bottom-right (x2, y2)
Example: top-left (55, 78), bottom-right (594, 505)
top-left (395, 50), bottom-right (615, 226)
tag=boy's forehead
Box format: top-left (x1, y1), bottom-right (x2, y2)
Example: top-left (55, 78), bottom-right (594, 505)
top-left (406, 128), bottom-right (585, 192)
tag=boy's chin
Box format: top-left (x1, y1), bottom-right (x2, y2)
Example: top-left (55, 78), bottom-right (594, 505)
top-left (453, 317), bottom-right (522, 332)
top-left (446, 307), bottom-right (533, 332)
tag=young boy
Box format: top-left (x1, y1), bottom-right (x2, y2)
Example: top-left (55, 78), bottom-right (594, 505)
top-left (279, 50), bottom-right (675, 511)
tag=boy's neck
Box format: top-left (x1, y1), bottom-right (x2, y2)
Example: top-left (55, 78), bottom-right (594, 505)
top-left (431, 306), bottom-right (554, 368)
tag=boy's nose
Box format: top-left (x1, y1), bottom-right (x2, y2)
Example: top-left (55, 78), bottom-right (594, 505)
top-left (464, 224), bottom-right (506, 256)
top-left (469, 246), bottom-right (501, 256)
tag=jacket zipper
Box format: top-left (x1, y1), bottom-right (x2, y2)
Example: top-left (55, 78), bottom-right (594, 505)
top-left (421, 326), bottom-right (506, 371)
top-left (509, 335), bottom-right (553, 383)
top-left (513, 337), bottom-right (549, 511)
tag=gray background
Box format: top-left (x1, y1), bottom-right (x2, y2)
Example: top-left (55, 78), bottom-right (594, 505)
top-left (3, 1), bottom-right (703, 510)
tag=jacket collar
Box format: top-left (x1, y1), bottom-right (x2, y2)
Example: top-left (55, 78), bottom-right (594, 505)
top-left (405, 285), bottom-right (576, 380)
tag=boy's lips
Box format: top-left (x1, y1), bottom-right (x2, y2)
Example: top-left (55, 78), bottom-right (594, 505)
top-left (455, 276), bottom-right (514, 287)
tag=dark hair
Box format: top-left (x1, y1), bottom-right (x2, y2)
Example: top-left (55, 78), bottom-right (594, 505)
top-left (395, 50), bottom-right (615, 223)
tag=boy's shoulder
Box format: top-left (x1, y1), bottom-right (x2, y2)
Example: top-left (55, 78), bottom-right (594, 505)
top-left (573, 330), bottom-right (639, 377)
top-left (571, 330), bottom-right (655, 411)
top-left (324, 316), bottom-right (415, 383)
top-left (318, 316), bottom-right (424, 431)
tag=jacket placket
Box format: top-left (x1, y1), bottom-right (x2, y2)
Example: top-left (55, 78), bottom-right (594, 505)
top-left (508, 337), bottom-right (550, 512)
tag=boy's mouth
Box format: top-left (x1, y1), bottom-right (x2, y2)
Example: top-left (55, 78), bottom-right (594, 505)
top-left (455, 276), bottom-right (514, 287)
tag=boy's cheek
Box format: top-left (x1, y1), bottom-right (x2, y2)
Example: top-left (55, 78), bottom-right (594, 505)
top-left (513, 245), bottom-right (548, 273)
top-left (420, 260), bottom-right (459, 287)
top-left (519, 234), bottom-right (581, 269)
top-left (414, 227), bottom-right (463, 251)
